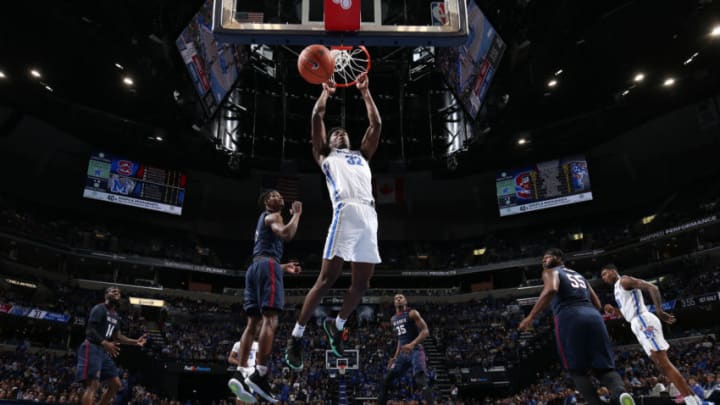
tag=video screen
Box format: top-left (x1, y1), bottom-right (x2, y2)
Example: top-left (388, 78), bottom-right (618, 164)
top-left (83, 152), bottom-right (187, 216)
top-left (437, 0), bottom-right (506, 119)
top-left (175, 0), bottom-right (247, 118)
top-left (496, 155), bottom-right (593, 217)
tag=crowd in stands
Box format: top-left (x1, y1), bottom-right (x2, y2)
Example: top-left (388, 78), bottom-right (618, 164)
top-left (494, 337), bottom-right (720, 405)
top-left (3, 187), bottom-right (719, 274)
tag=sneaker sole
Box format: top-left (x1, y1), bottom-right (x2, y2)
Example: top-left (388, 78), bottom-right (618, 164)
top-left (228, 379), bottom-right (257, 403)
top-left (323, 321), bottom-right (342, 357)
top-left (245, 378), bottom-right (279, 404)
top-left (620, 393), bottom-right (635, 405)
top-left (284, 350), bottom-right (304, 371)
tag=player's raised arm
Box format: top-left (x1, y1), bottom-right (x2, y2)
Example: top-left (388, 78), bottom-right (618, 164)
top-left (267, 201), bottom-right (303, 241)
top-left (357, 74), bottom-right (382, 160)
top-left (311, 82), bottom-right (336, 165)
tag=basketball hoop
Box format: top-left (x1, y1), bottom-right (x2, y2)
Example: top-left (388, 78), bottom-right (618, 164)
top-left (330, 45), bottom-right (371, 88)
top-left (337, 364), bottom-right (347, 376)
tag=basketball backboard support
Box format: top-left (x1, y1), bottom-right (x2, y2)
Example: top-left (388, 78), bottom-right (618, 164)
top-left (213, 0), bottom-right (468, 46)
top-left (325, 349), bottom-right (360, 370)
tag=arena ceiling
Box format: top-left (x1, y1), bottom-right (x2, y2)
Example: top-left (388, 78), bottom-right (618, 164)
top-left (1, 0), bottom-right (719, 175)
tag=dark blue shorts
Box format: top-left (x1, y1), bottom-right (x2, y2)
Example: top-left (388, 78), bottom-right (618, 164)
top-left (76, 340), bottom-right (118, 382)
top-left (390, 345), bottom-right (427, 377)
top-left (554, 307), bottom-right (615, 371)
top-left (244, 258), bottom-right (284, 316)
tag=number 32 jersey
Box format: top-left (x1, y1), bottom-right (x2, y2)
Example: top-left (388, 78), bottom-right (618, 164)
top-left (550, 266), bottom-right (595, 316)
top-left (321, 149), bottom-right (374, 206)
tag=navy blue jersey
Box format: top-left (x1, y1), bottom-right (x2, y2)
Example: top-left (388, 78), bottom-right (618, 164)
top-left (252, 211), bottom-right (283, 261)
top-left (86, 303), bottom-right (120, 344)
top-left (550, 266), bottom-right (594, 316)
top-left (392, 309), bottom-right (420, 346)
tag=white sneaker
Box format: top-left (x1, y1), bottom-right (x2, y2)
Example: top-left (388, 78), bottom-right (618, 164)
top-left (228, 378), bottom-right (256, 403)
top-left (620, 393), bottom-right (635, 405)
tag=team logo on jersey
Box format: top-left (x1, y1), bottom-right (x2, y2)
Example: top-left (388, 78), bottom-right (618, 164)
top-left (643, 325), bottom-right (656, 339)
top-left (117, 160), bottom-right (134, 176)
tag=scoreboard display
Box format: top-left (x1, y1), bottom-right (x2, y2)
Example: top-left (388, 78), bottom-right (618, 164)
top-left (83, 152), bottom-right (187, 216)
top-left (496, 155), bottom-right (593, 217)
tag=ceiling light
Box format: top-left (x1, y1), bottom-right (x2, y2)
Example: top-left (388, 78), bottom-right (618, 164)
top-left (115, 63), bottom-right (124, 70)
top-left (621, 89), bottom-right (630, 96)
top-left (554, 69), bottom-right (563, 76)
top-left (663, 77), bottom-right (675, 87)
top-left (0, 71), bottom-right (6, 79)
top-left (711, 25), bottom-right (720, 37)
top-left (44, 85), bottom-right (53, 92)
top-left (633, 73), bottom-right (645, 83)
top-left (123, 76), bottom-right (134, 86)
top-left (547, 79), bottom-right (557, 88)
top-left (683, 52), bottom-right (699, 66)
top-left (517, 138), bottom-right (527, 145)
top-left (155, 136), bottom-right (163, 142)
top-left (642, 214), bottom-right (656, 225)
top-left (30, 69), bottom-right (41, 78)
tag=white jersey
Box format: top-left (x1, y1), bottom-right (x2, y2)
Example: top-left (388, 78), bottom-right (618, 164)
top-left (230, 341), bottom-right (259, 371)
top-left (614, 276), bottom-right (650, 321)
top-left (321, 149), bottom-right (374, 206)
top-left (614, 277), bottom-right (670, 356)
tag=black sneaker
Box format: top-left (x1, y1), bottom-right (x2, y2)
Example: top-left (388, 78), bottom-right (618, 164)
top-left (245, 371), bottom-right (278, 404)
top-left (323, 318), bottom-right (345, 357)
top-left (284, 336), bottom-right (304, 370)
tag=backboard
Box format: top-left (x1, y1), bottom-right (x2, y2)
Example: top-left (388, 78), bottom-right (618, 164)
top-left (213, 0), bottom-right (468, 46)
top-left (325, 349), bottom-right (360, 370)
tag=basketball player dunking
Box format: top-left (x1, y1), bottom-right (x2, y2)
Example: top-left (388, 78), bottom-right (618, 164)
top-left (519, 249), bottom-right (635, 405)
top-left (601, 264), bottom-right (710, 405)
top-left (378, 294), bottom-right (432, 405)
top-left (285, 73), bottom-right (382, 370)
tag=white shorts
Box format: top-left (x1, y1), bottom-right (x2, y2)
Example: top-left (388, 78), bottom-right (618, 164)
top-left (630, 312), bottom-right (670, 356)
top-left (322, 201), bottom-right (381, 264)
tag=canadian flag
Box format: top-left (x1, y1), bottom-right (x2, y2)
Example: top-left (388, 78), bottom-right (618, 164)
top-left (374, 177), bottom-right (405, 205)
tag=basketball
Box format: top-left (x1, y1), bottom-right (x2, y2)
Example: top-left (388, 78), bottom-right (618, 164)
top-left (297, 44), bottom-right (335, 85)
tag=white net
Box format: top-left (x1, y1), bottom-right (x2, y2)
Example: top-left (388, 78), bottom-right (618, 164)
top-left (330, 46), bottom-right (370, 87)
